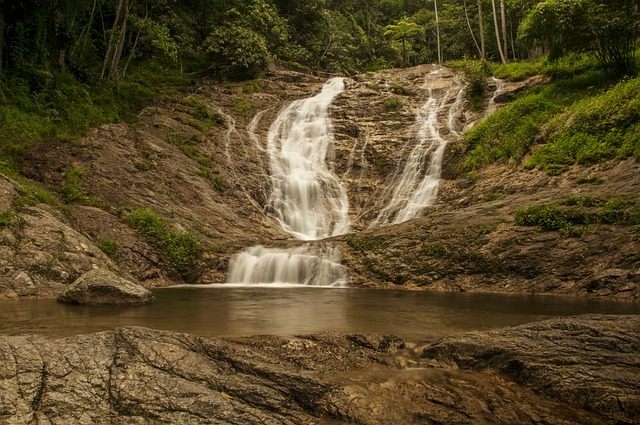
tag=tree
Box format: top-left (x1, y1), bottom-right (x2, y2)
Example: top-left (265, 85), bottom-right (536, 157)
top-left (477, 0), bottom-right (485, 58)
top-left (519, 0), bottom-right (639, 76)
top-left (500, 0), bottom-right (508, 61)
top-left (462, 0), bottom-right (482, 58)
top-left (491, 0), bottom-right (507, 63)
top-left (433, 0), bottom-right (441, 63)
top-left (203, 0), bottom-right (288, 76)
top-left (384, 17), bottom-right (423, 66)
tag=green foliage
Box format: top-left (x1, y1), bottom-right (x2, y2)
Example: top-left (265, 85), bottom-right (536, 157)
top-left (383, 97), bottom-right (402, 112)
top-left (454, 60), bottom-right (490, 110)
top-left (183, 96), bottom-right (211, 120)
top-left (59, 167), bottom-right (90, 205)
top-left (97, 236), bottom-right (118, 258)
top-left (0, 210), bottom-right (24, 231)
top-left (527, 75), bottom-right (640, 173)
top-left (518, 0), bottom-right (639, 76)
top-left (515, 195), bottom-right (640, 233)
top-left (346, 235), bottom-right (385, 251)
top-left (124, 208), bottom-right (202, 281)
top-left (421, 243), bottom-right (448, 257)
top-left (463, 69), bottom-right (621, 172)
top-left (515, 204), bottom-right (571, 231)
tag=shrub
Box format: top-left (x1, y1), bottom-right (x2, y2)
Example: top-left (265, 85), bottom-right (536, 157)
top-left (514, 204), bottom-right (570, 231)
top-left (124, 208), bottom-right (202, 281)
top-left (383, 97), bottom-right (402, 111)
top-left (97, 236), bottom-right (118, 258)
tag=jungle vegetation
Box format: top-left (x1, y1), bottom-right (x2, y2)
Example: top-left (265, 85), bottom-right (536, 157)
top-left (0, 0), bottom-right (638, 174)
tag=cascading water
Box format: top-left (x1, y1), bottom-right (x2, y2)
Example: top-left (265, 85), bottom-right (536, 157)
top-left (486, 77), bottom-right (504, 115)
top-left (226, 245), bottom-right (347, 287)
top-left (226, 78), bottom-right (349, 287)
top-left (372, 71), bottom-right (465, 226)
top-left (267, 78), bottom-right (350, 240)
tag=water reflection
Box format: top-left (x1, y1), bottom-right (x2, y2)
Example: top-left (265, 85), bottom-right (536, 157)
top-left (0, 287), bottom-right (638, 341)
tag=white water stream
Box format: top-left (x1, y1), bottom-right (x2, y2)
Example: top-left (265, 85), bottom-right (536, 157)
top-left (373, 71), bottom-right (465, 226)
top-left (266, 78), bottom-right (350, 240)
top-left (486, 77), bottom-right (504, 115)
top-left (226, 78), bottom-right (349, 286)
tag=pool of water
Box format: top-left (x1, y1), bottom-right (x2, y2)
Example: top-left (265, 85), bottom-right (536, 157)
top-left (1, 286), bottom-right (638, 341)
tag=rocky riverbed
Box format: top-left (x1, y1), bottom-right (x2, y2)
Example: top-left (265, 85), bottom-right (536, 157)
top-left (1, 314), bottom-right (637, 424)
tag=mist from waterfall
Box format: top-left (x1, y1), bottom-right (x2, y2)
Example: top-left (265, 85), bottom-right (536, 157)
top-left (373, 74), bottom-right (465, 226)
top-left (226, 78), bottom-right (349, 287)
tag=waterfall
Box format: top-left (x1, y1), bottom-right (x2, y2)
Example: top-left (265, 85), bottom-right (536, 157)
top-left (267, 77), bottom-right (350, 240)
top-left (225, 78), bottom-right (349, 287)
top-left (486, 77), bottom-right (504, 115)
top-left (226, 244), bottom-right (347, 287)
top-left (373, 75), bottom-right (465, 226)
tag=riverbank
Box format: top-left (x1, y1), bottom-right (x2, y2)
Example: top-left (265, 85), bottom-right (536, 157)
top-left (1, 314), bottom-right (637, 424)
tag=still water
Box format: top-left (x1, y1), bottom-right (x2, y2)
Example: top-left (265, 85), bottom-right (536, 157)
top-left (1, 286), bottom-right (638, 341)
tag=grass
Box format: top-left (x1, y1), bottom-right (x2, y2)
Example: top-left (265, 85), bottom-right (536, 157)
top-left (514, 195), bottom-right (640, 233)
top-left (460, 52), bottom-right (639, 175)
top-left (526, 76), bottom-right (640, 173)
top-left (97, 236), bottom-right (118, 258)
top-left (463, 69), bottom-right (616, 173)
top-left (123, 208), bottom-right (203, 281)
top-left (0, 61), bottom-right (187, 172)
top-left (383, 97), bottom-right (402, 112)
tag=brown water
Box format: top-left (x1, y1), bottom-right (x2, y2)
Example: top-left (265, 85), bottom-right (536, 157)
top-left (1, 286), bottom-right (638, 341)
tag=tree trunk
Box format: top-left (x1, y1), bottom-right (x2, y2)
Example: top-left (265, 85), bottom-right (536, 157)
top-left (108, 0), bottom-right (128, 81)
top-left (0, 6), bottom-right (5, 75)
top-left (434, 0), bottom-right (441, 63)
top-left (101, 0), bottom-right (125, 80)
top-left (491, 0), bottom-right (506, 64)
top-left (500, 0), bottom-right (509, 62)
top-left (463, 0), bottom-right (482, 58)
top-left (477, 0), bottom-right (485, 59)
top-left (122, 10), bottom-right (147, 80)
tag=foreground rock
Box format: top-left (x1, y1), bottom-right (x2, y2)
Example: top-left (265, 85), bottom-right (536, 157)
top-left (57, 267), bottom-right (155, 305)
top-left (1, 315), bottom-right (636, 424)
top-left (423, 314), bottom-right (640, 425)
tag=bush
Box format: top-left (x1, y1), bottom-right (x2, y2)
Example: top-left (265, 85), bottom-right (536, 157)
top-left (464, 70), bottom-right (616, 173)
top-left (383, 97), bottom-right (402, 111)
top-left (124, 208), bottom-right (202, 281)
top-left (514, 204), bottom-right (570, 231)
top-left (97, 236), bottom-right (118, 258)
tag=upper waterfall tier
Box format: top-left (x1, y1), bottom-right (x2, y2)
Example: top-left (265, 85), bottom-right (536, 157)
top-left (266, 78), bottom-right (350, 240)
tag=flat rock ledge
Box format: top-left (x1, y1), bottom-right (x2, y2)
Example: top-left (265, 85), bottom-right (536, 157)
top-left (1, 314), bottom-right (637, 424)
top-left (57, 267), bottom-right (155, 305)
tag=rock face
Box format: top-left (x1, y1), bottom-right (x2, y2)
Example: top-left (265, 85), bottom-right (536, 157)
top-left (422, 314), bottom-right (640, 425)
top-left (1, 65), bottom-right (638, 299)
top-left (57, 267), bottom-right (155, 305)
top-left (1, 315), bottom-right (635, 424)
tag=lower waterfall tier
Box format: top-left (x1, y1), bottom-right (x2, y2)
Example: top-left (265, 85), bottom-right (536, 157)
top-left (226, 244), bottom-right (347, 287)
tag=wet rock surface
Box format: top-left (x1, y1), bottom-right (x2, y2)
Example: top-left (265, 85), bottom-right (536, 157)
top-left (422, 314), bottom-right (640, 425)
top-left (57, 267), bottom-right (155, 305)
top-left (2, 314), bottom-right (636, 424)
top-left (0, 65), bottom-right (637, 299)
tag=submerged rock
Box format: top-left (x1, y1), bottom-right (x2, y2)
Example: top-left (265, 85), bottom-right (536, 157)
top-left (0, 315), bottom-right (636, 424)
top-left (57, 267), bottom-right (155, 305)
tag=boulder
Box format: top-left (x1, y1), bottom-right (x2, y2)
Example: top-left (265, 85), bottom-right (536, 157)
top-left (57, 267), bottom-right (155, 305)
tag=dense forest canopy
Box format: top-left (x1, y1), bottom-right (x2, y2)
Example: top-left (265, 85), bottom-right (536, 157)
top-left (0, 0), bottom-right (638, 172)
top-left (0, 0), bottom-right (637, 82)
